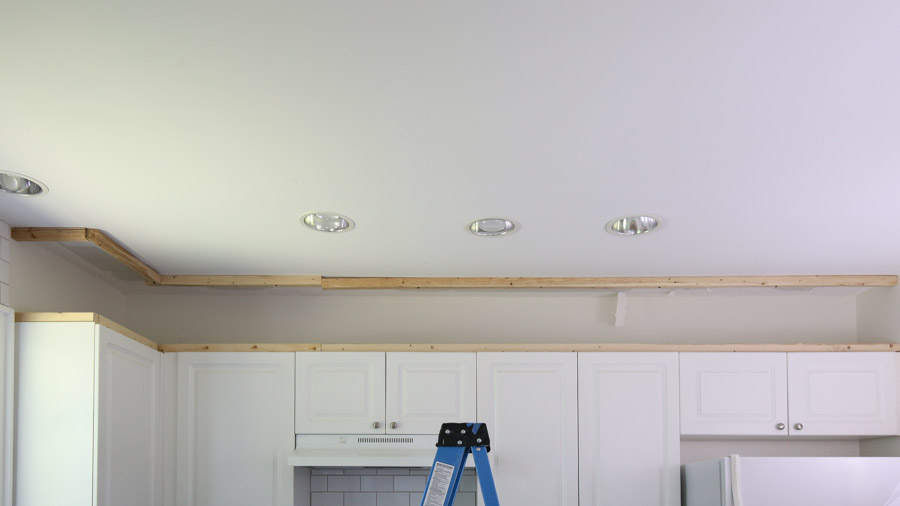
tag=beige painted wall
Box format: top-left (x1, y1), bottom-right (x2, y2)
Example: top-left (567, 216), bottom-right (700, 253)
top-left (7, 242), bottom-right (862, 344)
top-left (9, 242), bottom-right (127, 321)
top-left (858, 286), bottom-right (900, 344)
top-left (123, 288), bottom-right (859, 344)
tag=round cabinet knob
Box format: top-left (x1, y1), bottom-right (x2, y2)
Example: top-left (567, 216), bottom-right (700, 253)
top-left (372, 421), bottom-right (381, 429)
top-left (390, 422), bottom-right (398, 429)
top-left (776, 423), bottom-right (786, 430)
top-left (794, 423), bottom-right (804, 431)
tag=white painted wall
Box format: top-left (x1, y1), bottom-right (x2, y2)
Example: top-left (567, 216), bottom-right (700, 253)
top-left (0, 222), bottom-right (10, 307)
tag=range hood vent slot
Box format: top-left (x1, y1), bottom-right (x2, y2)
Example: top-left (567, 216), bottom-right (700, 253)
top-left (357, 437), bottom-right (415, 444)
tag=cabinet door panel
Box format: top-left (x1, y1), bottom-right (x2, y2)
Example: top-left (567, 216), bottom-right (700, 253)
top-left (477, 353), bottom-right (578, 506)
top-left (579, 353), bottom-right (680, 506)
top-left (386, 352), bottom-right (475, 434)
top-left (788, 352), bottom-right (897, 436)
top-left (177, 352), bottom-right (294, 506)
top-left (680, 353), bottom-right (788, 436)
top-left (296, 352), bottom-right (385, 433)
top-left (97, 326), bottom-right (162, 506)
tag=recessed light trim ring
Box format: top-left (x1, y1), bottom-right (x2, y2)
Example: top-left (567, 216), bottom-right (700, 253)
top-left (0, 171), bottom-right (49, 196)
top-left (605, 215), bottom-right (661, 236)
top-left (300, 212), bottom-right (355, 232)
top-left (467, 218), bottom-right (517, 236)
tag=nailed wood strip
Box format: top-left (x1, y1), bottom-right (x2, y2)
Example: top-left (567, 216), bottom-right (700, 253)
top-left (11, 227), bottom-right (90, 242)
top-left (12, 227), bottom-right (162, 285)
top-left (158, 343), bottom-right (321, 352)
top-left (84, 229), bottom-right (162, 285)
top-left (15, 312), bottom-right (98, 323)
top-left (96, 315), bottom-right (160, 351)
top-left (15, 312), bottom-right (160, 351)
top-left (320, 343), bottom-right (900, 353)
top-left (321, 275), bottom-right (898, 290)
top-left (159, 275), bottom-right (322, 287)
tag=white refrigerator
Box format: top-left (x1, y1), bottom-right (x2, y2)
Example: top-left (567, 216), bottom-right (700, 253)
top-left (683, 456), bottom-right (900, 506)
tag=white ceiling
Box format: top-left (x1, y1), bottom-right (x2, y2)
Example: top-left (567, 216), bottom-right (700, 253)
top-left (1, 0), bottom-right (899, 278)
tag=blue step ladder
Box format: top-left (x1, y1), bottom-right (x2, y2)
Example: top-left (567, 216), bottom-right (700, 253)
top-left (420, 423), bottom-right (500, 506)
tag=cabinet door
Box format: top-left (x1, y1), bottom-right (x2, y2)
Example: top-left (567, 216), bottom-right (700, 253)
top-left (386, 352), bottom-right (476, 434)
top-left (477, 353), bottom-right (578, 506)
top-left (579, 353), bottom-right (680, 506)
top-left (680, 353), bottom-right (788, 436)
top-left (97, 326), bottom-right (162, 506)
top-left (177, 352), bottom-right (294, 506)
top-left (788, 352), bottom-right (897, 436)
top-left (296, 352), bottom-right (386, 433)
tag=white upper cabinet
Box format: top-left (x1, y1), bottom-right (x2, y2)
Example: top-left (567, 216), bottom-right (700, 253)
top-left (16, 320), bottom-right (162, 506)
top-left (296, 352), bottom-right (476, 434)
top-left (386, 352), bottom-right (476, 434)
top-left (176, 352), bottom-right (294, 506)
top-left (296, 352), bottom-right (385, 434)
top-left (477, 353), bottom-right (579, 506)
top-left (579, 353), bottom-right (680, 506)
top-left (680, 352), bottom-right (788, 436)
top-left (680, 352), bottom-right (897, 437)
top-left (787, 352), bottom-right (897, 436)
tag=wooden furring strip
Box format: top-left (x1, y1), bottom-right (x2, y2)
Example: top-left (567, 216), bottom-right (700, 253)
top-left (320, 275), bottom-right (898, 290)
top-left (158, 343), bottom-right (321, 352)
top-left (320, 343), bottom-right (900, 353)
top-left (15, 312), bottom-right (160, 351)
top-left (13, 227), bottom-right (162, 285)
top-left (158, 275), bottom-right (322, 287)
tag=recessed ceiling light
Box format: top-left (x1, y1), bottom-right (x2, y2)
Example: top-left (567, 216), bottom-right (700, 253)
top-left (467, 218), bottom-right (517, 236)
top-left (300, 212), bottom-right (355, 232)
top-left (606, 215), bottom-right (661, 236)
top-left (0, 172), bottom-right (48, 196)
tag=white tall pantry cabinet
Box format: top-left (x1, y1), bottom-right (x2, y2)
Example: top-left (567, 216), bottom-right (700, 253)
top-left (175, 352), bottom-right (294, 506)
top-left (476, 353), bottom-right (579, 506)
top-left (578, 353), bottom-right (681, 506)
top-left (15, 320), bottom-right (163, 506)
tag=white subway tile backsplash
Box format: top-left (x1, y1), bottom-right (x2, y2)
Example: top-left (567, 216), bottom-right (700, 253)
top-left (307, 467), bottom-right (477, 506)
top-left (376, 468), bottom-right (410, 476)
top-left (328, 475), bottom-right (361, 492)
top-left (311, 492), bottom-right (343, 506)
top-left (1, 282), bottom-right (8, 307)
top-left (0, 222), bottom-right (9, 240)
top-left (360, 476), bottom-right (394, 492)
top-left (0, 260), bottom-right (8, 285)
top-left (0, 238), bottom-right (9, 262)
top-left (345, 493), bottom-right (376, 506)
top-left (311, 475), bottom-right (328, 491)
top-left (375, 492), bottom-right (408, 506)
top-left (392, 476), bottom-right (427, 492)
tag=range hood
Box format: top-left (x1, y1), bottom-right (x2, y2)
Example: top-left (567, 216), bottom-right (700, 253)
top-left (289, 434), bottom-right (474, 468)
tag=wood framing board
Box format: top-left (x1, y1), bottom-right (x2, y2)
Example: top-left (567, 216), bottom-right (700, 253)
top-left (158, 275), bottom-right (322, 287)
top-left (320, 275), bottom-right (899, 290)
top-left (157, 343), bottom-right (321, 352)
top-left (15, 312), bottom-right (159, 351)
top-left (12, 227), bottom-right (161, 285)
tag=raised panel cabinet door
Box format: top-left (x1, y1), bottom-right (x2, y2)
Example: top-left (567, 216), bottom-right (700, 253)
top-left (385, 352), bottom-right (476, 434)
top-left (787, 352), bottom-right (897, 436)
top-left (578, 353), bottom-right (680, 506)
top-left (176, 352), bottom-right (295, 506)
top-left (476, 353), bottom-right (578, 506)
top-left (680, 352), bottom-right (788, 436)
top-left (97, 326), bottom-right (163, 506)
top-left (295, 352), bottom-right (386, 433)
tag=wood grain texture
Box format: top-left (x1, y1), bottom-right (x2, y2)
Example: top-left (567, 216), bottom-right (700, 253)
top-left (158, 275), bottom-right (321, 287)
top-left (321, 275), bottom-right (898, 289)
top-left (84, 229), bottom-right (162, 285)
top-left (158, 343), bottom-right (321, 352)
top-left (15, 312), bottom-right (160, 351)
top-left (12, 227), bottom-right (162, 285)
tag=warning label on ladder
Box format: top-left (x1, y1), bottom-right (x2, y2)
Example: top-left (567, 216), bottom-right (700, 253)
top-left (422, 461), bottom-right (456, 506)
